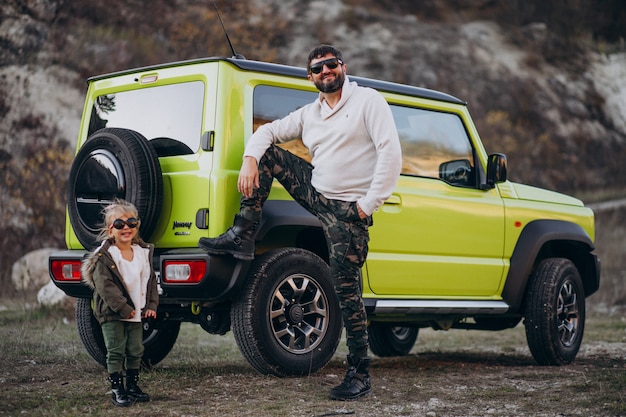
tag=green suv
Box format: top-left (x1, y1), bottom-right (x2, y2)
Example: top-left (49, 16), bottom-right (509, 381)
top-left (49, 56), bottom-right (600, 376)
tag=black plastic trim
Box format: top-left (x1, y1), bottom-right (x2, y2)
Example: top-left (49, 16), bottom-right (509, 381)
top-left (159, 249), bottom-right (250, 300)
top-left (256, 200), bottom-right (321, 239)
top-left (501, 219), bottom-right (599, 311)
top-left (49, 250), bottom-right (92, 298)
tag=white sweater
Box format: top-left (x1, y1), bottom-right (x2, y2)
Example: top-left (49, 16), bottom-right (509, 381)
top-left (108, 244), bottom-right (151, 323)
top-left (244, 78), bottom-right (402, 216)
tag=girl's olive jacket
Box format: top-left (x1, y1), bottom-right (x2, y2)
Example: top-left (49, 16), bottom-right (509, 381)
top-left (81, 238), bottom-right (158, 324)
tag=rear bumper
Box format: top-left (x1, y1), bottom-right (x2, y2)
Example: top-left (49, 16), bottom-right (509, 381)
top-left (49, 249), bottom-right (249, 301)
top-left (49, 250), bottom-right (91, 298)
top-left (159, 249), bottom-right (250, 300)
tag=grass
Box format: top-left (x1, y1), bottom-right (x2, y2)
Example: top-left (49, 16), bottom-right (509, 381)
top-left (1, 207), bottom-right (624, 416)
top-left (1, 306), bottom-right (625, 417)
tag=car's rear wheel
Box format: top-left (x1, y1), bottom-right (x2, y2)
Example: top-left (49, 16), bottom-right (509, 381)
top-left (67, 128), bottom-right (162, 249)
top-left (76, 298), bottom-right (106, 365)
top-left (524, 258), bottom-right (586, 365)
top-left (231, 248), bottom-right (342, 376)
top-left (368, 323), bottom-right (419, 357)
top-left (75, 297), bottom-right (180, 368)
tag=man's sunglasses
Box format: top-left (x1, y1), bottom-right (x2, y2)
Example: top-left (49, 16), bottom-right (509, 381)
top-left (111, 218), bottom-right (139, 230)
top-left (309, 58), bottom-right (343, 74)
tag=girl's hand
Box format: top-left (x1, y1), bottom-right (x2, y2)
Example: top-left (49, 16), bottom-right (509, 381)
top-left (143, 309), bottom-right (157, 319)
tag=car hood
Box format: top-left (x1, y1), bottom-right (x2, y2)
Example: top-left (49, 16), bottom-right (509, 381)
top-left (508, 182), bottom-right (584, 206)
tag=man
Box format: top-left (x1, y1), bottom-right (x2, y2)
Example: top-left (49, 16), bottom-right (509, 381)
top-left (199, 45), bottom-right (402, 400)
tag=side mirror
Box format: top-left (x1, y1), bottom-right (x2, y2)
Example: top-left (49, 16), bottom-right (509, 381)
top-left (439, 159), bottom-right (473, 185)
top-left (486, 153), bottom-right (507, 187)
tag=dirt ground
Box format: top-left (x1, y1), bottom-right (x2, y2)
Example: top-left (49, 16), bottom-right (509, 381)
top-left (1, 303), bottom-right (625, 417)
top-left (6, 195), bottom-right (626, 417)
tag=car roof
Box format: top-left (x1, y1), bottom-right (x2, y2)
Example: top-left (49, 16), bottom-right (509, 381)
top-left (87, 56), bottom-right (466, 105)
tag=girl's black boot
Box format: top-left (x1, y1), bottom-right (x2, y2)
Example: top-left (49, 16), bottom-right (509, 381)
top-left (109, 372), bottom-right (132, 407)
top-left (126, 369), bottom-right (150, 402)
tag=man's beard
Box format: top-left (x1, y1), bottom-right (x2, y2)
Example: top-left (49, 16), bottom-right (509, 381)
top-left (314, 71), bottom-right (345, 93)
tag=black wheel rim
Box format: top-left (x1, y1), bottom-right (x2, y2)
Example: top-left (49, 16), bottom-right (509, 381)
top-left (269, 273), bottom-right (330, 354)
top-left (391, 326), bottom-right (413, 341)
top-left (74, 148), bottom-right (125, 231)
top-left (557, 279), bottom-right (580, 347)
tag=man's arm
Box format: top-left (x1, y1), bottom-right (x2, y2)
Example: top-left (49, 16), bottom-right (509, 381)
top-left (238, 156), bottom-right (259, 198)
top-left (358, 92), bottom-right (403, 216)
top-left (239, 107), bottom-right (308, 197)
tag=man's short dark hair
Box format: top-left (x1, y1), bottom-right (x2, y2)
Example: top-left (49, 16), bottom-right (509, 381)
top-left (307, 45), bottom-right (343, 67)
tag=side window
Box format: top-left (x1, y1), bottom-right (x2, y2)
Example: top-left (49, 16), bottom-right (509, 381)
top-left (253, 85), bottom-right (318, 161)
top-left (391, 105), bottom-right (476, 187)
top-left (89, 81), bottom-right (204, 157)
top-left (253, 85), bottom-right (317, 129)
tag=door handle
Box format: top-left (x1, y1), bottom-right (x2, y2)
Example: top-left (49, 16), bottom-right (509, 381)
top-left (384, 195), bottom-right (401, 205)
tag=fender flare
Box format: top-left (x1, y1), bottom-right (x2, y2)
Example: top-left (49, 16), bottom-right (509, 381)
top-left (257, 200), bottom-right (321, 239)
top-left (502, 219), bottom-right (600, 311)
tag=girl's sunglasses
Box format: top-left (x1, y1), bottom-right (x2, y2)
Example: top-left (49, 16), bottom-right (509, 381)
top-left (111, 218), bottom-right (139, 230)
top-left (309, 58), bottom-right (343, 74)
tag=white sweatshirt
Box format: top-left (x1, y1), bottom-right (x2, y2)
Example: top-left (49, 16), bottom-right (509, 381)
top-left (108, 244), bottom-right (151, 323)
top-left (244, 78), bottom-right (402, 216)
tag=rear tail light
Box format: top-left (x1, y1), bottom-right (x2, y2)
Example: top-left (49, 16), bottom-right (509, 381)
top-left (50, 260), bottom-right (82, 282)
top-left (163, 260), bottom-right (206, 284)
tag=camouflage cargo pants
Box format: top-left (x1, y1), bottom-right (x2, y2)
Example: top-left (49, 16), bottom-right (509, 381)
top-left (240, 144), bottom-right (371, 357)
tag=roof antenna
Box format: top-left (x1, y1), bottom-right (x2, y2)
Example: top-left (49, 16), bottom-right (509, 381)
top-left (214, 3), bottom-right (246, 60)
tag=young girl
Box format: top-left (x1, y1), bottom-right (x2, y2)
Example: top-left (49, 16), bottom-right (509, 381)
top-left (81, 199), bottom-right (158, 407)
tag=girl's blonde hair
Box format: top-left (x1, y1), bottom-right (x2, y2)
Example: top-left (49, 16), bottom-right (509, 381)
top-left (96, 199), bottom-right (141, 243)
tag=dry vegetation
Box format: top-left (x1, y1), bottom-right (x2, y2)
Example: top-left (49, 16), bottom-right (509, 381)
top-left (589, 207), bottom-right (626, 310)
top-left (0, 133), bottom-right (72, 296)
top-left (1, 301), bottom-right (624, 416)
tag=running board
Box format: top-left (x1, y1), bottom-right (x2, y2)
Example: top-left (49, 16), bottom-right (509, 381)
top-left (365, 299), bottom-right (510, 315)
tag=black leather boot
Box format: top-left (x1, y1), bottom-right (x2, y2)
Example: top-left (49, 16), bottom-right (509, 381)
top-left (198, 214), bottom-right (258, 260)
top-left (126, 369), bottom-right (150, 402)
top-left (329, 355), bottom-right (372, 401)
top-left (109, 372), bottom-right (132, 407)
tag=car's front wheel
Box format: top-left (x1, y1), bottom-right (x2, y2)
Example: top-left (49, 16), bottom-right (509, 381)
top-left (231, 248), bottom-right (342, 376)
top-left (524, 258), bottom-right (586, 365)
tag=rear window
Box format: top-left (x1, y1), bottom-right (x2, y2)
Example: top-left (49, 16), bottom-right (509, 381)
top-left (89, 81), bottom-right (204, 156)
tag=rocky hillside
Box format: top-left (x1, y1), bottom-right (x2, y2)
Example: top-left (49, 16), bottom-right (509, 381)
top-left (1, 0), bottom-right (625, 290)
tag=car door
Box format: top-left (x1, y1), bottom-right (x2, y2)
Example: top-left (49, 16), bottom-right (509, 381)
top-left (365, 105), bottom-right (506, 298)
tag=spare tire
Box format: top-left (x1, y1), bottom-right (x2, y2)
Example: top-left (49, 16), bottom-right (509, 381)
top-left (67, 128), bottom-right (163, 249)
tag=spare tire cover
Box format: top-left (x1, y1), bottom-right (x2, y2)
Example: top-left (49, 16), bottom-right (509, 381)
top-left (67, 128), bottom-right (163, 249)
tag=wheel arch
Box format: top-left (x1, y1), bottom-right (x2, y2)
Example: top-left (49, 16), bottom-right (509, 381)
top-left (256, 200), bottom-right (328, 262)
top-left (502, 219), bottom-right (600, 312)
top-left (230, 247), bottom-right (342, 376)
